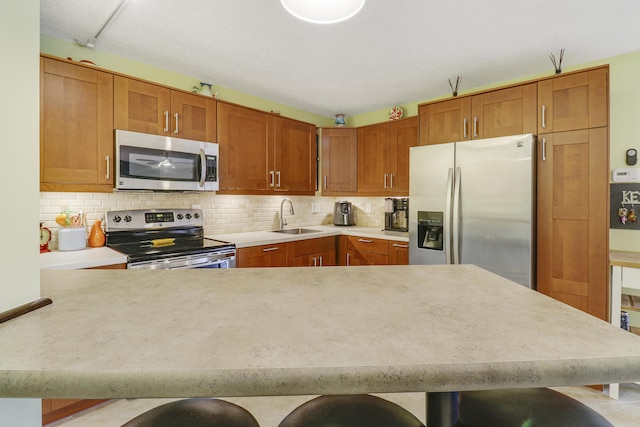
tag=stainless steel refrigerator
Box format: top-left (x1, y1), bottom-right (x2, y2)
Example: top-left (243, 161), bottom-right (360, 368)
top-left (408, 134), bottom-right (535, 288)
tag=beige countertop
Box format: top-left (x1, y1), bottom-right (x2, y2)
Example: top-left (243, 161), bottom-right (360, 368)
top-left (209, 225), bottom-right (408, 248)
top-left (40, 246), bottom-right (127, 270)
top-left (2, 265), bottom-right (640, 399)
top-left (611, 250), bottom-right (640, 268)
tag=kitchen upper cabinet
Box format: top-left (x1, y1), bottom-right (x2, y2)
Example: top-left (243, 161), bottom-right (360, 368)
top-left (321, 128), bottom-right (358, 194)
top-left (537, 68), bottom-right (608, 134)
top-left (418, 84), bottom-right (536, 145)
top-left (217, 102), bottom-right (316, 195)
top-left (40, 56), bottom-right (114, 192)
top-left (288, 236), bottom-right (336, 267)
top-left (357, 116), bottom-right (417, 195)
top-left (273, 116), bottom-right (316, 193)
top-left (237, 243), bottom-right (287, 268)
top-left (114, 76), bottom-right (216, 142)
top-left (536, 128), bottom-right (609, 320)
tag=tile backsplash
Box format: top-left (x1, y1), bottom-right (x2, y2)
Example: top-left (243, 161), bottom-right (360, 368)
top-left (40, 192), bottom-right (389, 249)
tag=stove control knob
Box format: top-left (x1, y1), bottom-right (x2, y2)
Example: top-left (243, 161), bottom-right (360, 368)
top-left (185, 213), bottom-right (192, 220)
top-left (194, 213), bottom-right (200, 219)
top-left (177, 214), bottom-right (184, 220)
top-left (113, 215), bottom-right (121, 223)
top-left (124, 215), bottom-right (132, 222)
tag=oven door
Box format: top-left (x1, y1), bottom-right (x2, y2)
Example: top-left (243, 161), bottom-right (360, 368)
top-left (115, 130), bottom-right (218, 191)
top-left (128, 251), bottom-right (236, 270)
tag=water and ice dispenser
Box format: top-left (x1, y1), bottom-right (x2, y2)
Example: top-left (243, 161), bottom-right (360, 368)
top-left (417, 211), bottom-right (443, 251)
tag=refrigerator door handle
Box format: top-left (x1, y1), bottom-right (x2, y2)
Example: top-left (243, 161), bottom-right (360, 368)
top-left (452, 166), bottom-right (462, 264)
top-left (444, 167), bottom-right (454, 264)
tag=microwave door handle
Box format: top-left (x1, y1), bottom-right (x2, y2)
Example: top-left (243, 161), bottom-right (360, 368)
top-left (199, 149), bottom-right (206, 187)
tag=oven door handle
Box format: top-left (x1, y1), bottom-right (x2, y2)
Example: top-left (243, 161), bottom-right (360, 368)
top-left (199, 148), bottom-right (207, 187)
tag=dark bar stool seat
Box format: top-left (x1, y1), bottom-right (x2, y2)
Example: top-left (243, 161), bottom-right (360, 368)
top-left (458, 388), bottom-right (613, 427)
top-left (121, 398), bottom-right (260, 427)
top-left (278, 394), bottom-right (424, 427)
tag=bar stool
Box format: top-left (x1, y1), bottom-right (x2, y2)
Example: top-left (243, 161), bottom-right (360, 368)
top-left (121, 398), bottom-right (260, 427)
top-left (458, 388), bottom-right (614, 427)
top-left (278, 394), bottom-right (424, 427)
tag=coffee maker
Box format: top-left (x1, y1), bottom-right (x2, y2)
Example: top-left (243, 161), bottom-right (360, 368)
top-left (385, 197), bottom-right (409, 232)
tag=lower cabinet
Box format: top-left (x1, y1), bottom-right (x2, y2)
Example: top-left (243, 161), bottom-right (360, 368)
top-left (288, 237), bottom-right (336, 267)
top-left (337, 236), bottom-right (409, 266)
top-left (237, 243), bottom-right (288, 268)
top-left (42, 399), bottom-right (108, 425)
top-left (388, 241), bottom-right (409, 265)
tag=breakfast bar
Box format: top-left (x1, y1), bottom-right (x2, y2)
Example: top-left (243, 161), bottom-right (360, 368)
top-left (2, 265), bottom-right (640, 425)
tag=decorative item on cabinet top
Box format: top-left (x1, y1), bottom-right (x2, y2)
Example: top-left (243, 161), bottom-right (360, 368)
top-left (549, 49), bottom-right (565, 74)
top-left (334, 114), bottom-right (346, 127)
top-left (388, 106), bottom-right (404, 120)
top-left (448, 76), bottom-right (461, 97)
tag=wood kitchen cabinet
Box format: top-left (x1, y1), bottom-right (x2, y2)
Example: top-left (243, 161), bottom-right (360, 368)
top-left (537, 68), bottom-right (608, 133)
top-left (217, 102), bottom-right (316, 195)
top-left (114, 76), bottom-right (216, 142)
top-left (340, 235), bottom-right (389, 266)
top-left (288, 236), bottom-right (336, 267)
top-left (418, 83), bottom-right (536, 145)
top-left (43, 399), bottom-right (107, 425)
top-left (321, 128), bottom-right (358, 194)
top-left (357, 116), bottom-right (417, 195)
top-left (536, 68), bottom-right (610, 321)
top-left (388, 241), bottom-right (409, 265)
top-left (237, 243), bottom-right (288, 268)
top-left (40, 56), bottom-right (114, 192)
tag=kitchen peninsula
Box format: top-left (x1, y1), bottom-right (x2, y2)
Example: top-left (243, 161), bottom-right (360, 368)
top-left (3, 266), bottom-right (640, 421)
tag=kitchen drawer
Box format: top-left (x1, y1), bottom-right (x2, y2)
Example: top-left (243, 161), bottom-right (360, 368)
top-left (237, 244), bottom-right (287, 268)
top-left (346, 236), bottom-right (389, 255)
top-left (287, 236), bottom-right (336, 258)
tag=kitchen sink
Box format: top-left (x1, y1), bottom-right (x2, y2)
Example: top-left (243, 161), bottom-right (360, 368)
top-left (271, 228), bottom-right (321, 235)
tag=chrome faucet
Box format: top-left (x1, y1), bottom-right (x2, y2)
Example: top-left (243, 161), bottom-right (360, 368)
top-left (280, 198), bottom-right (295, 230)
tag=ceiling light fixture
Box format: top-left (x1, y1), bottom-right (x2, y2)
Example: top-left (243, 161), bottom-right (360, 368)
top-left (75, 0), bottom-right (130, 48)
top-left (280, 0), bottom-right (365, 24)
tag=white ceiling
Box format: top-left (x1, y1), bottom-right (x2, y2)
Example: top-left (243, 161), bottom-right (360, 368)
top-left (40, 0), bottom-right (640, 118)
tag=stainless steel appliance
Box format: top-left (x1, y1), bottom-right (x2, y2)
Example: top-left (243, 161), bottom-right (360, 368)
top-left (334, 201), bottom-right (356, 226)
top-left (385, 197), bottom-right (409, 232)
top-left (115, 130), bottom-right (219, 191)
top-left (105, 209), bottom-right (235, 269)
top-left (409, 134), bottom-right (535, 287)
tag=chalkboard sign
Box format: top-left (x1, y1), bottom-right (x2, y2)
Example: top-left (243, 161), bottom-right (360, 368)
top-left (610, 183), bottom-right (640, 229)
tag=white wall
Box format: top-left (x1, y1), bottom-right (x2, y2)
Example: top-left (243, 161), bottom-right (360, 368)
top-left (0, 0), bottom-right (42, 424)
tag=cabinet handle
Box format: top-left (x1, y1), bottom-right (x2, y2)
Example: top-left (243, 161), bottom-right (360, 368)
top-left (384, 174), bottom-right (388, 189)
top-left (463, 118), bottom-right (468, 139)
top-left (541, 105), bottom-right (547, 129)
top-left (269, 171), bottom-right (275, 187)
top-left (324, 176), bottom-right (327, 189)
top-left (277, 170), bottom-right (281, 188)
top-left (313, 256), bottom-right (317, 267)
top-left (105, 155), bottom-right (110, 180)
top-left (358, 238), bottom-right (373, 243)
top-left (262, 247), bottom-right (279, 252)
top-left (473, 117), bottom-right (478, 138)
top-left (542, 137), bottom-right (547, 162)
top-left (163, 111), bottom-right (169, 133)
top-left (390, 173), bottom-right (394, 189)
top-left (346, 252), bottom-right (350, 266)
top-left (392, 243), bottom-right (409, 248)
top-left (319, 256), bottom-right (323, 267)
top-left (174, 112), bottom-right (179, 134)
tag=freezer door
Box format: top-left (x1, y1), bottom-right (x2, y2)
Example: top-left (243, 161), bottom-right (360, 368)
top-left (409, 143), bottom-right (455, 266)
top-left (454, 134), bottom-right (534, 287)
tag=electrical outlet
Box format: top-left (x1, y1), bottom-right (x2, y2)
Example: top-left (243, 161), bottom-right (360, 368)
top-left (365, 203), bottom-right (372, 213)
top-left (192, 204), bottom-right (201, 209)
top-left (311, 203), bottom-right (319, 214)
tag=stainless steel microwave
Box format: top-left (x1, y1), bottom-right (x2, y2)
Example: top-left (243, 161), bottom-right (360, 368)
top-left (115, 130), bottom-right (218, 191)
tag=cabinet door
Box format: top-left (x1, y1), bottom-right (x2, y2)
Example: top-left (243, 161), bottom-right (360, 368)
top-left (471, 83), bottom-right (537, 139)
top-left (389, 117), bottom-right (418, 193)
top-left (418, 97), bottom-right (471, 145)
top-left (291, 250), bottom-right (337, 267)
top-left (389, 241), bottom-right (409, 265)
top-left (237, 244), bottom-right (287, 268)
top-left (538, 68), bottom-right (608, 134)
top-left (114, 76), bottom-right (171, 135)
top-left (357, 122), bottom-right (390, 192)
top-left (217, 103), bottom-right (272, 191)
top-left (41, 57), bottom-right (114, 192)
top-left (346, 249), bottom-right (389, 266)
top-left (274, 117), bottom-right (316, 193)
top-left (170, 91), bottom-right (217, 142)
top-left (321, 128), bottom-right (358, 193)
top-left (536, 129), bottom-right (609, 320)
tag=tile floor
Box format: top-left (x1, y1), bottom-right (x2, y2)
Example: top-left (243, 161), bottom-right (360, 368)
top-left (46, 384), bottom-right (640, 427)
